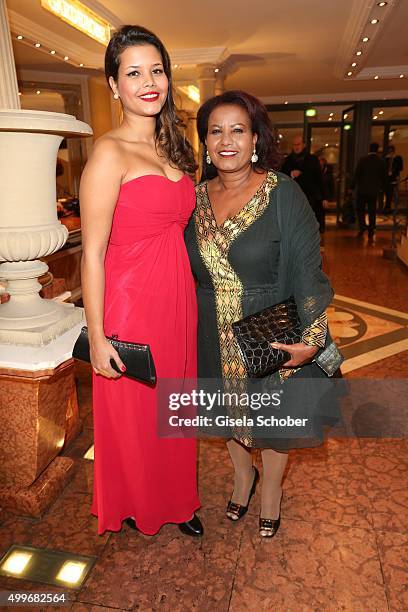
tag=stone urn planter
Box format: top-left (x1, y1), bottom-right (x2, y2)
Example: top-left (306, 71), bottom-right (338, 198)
top-left (0, 109), bottom-right (92, 345)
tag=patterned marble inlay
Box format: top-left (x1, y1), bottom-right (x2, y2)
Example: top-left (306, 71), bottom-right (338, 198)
top-left (328, 295), bottom-right (408, 373)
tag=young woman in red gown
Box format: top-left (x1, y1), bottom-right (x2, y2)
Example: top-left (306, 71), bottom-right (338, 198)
top-left (79, 25), bottom-right (202, 537)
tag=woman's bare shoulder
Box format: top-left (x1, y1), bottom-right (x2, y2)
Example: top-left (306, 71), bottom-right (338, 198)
top-left (86, 130), bottom-right (128, 171)
top-left (91, 131), bottom-right (124, 158)
top-left (81, 133), bottom-right (126, 188)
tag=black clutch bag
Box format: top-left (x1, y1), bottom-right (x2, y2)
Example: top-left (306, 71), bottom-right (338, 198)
top-left (72, 326), bottom-right (156, 385)
top-left (232, 297), bottom-right (301, 378)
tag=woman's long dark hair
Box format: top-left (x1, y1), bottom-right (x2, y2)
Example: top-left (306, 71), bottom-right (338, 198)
top-left (105, 25), bottom-right (197, 175)
top-left (196, 90), bottom-right (280, 180)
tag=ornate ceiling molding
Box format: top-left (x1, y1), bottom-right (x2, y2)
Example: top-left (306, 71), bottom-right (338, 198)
top-left (334, 0), bottom-right (400, 80)
top-left (8, 9), bottom-right (104, 69)
top-left (170, 47), bottom-right (228, 67)
top-left (81, 0), bottom-right (123, 29)
top-left (355, 65), bottom-right (408, 80)
top-left (10, 9), bottom-right (229, 75)
top-left (261, 89), bottom-right (408, 104)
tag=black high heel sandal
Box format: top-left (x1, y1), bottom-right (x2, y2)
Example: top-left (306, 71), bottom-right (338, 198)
top-left (259, 493), bottom-right (282, 538)
top-left (226, 466), bottom-right (259, 521)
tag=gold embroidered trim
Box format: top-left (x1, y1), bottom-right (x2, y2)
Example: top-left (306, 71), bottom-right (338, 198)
top-left (279, 310), bottom-right (328, 381)
top-left (302, 311), bottom-right (328, 348)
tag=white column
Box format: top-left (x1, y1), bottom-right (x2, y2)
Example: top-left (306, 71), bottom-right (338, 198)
top-left (215, 73), bottom-right (225, 96)
top-left (197, 63), bottom-right (217, 103)
top-left (0, 0), bottom-right (20, 109)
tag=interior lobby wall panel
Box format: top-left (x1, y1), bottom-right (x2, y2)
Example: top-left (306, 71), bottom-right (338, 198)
top-left (89, 76), bottom-right (112, 141)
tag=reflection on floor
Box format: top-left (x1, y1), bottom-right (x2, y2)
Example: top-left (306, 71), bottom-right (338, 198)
top-left (0, 229), bottom-right (407, 611)
top-left (326, 211), bottom-right (406, 229)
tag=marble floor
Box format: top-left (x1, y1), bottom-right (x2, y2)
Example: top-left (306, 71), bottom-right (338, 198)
top-left (0, 228), bottom-right (407, 611)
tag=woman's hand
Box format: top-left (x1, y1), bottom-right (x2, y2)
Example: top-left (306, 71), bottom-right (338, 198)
top-left (90, 336), bottom-right (126, 379)
top-left (271, 341), bottom-right (318, 368)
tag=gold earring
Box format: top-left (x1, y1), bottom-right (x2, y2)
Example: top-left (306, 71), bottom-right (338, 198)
top-left (113, 93), bottom-right (119, 100)
top-left (206, 150), bottom-right (211, 164)
top-left (251, 148), bottom-right (258, 163)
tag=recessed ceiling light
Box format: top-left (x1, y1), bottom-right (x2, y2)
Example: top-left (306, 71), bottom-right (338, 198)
top-left (347, 71), bottom-right (353, 76)
top-left (374, 75), bottom-right (379, 79)
top-left (325, 143), bottom-right (329, 147)
top-left (64, 56), bottom-right (69, 61)
top-left (373, 115), bottom-right (378, 119)
top-left (400, 74), bottom-right (404, 78)
top-left (362, 37), bottom-right (369, 42)
top-left (351, 62), bottom-right (357, 67)
top-left (371, 18), bottom-right (379, 24)
top-left (378, 2), bottom-right (387, 6)
top-left (35, 42), bottom-right (41, 48)
top-left (17, 35), bottom-right (23, 40)
top-left (79, 63), bottom-right (84, 67)
top-left (214, 68), bottom-right (219, 73)
top-left (379, 110), bottom-right (384, 115)
top-left (329, 112), bottom-right (334, 117)
top-left (174, 64), bottom-right (178, 68)
top-left (356, 50), bottom-right (362, 56)
top-left (344, 113), bottom-right (348, 119)
top-left (284, 100), bottom-right (288, 104)
top-left (36, 90), bottom-right (41, 95)
top-left (328, 117), bottom-right (333, 121)
top-left (50, 50), bottom-right (56, 54)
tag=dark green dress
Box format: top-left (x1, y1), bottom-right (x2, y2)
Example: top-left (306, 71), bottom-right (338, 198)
top-left (185, 170), bottom-right (343, 448)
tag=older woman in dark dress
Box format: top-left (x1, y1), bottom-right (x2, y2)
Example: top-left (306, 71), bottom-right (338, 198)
top-left (185, 91), bottom-right (343, 537)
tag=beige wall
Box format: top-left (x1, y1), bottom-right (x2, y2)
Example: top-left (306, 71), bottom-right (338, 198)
top-left (88, 76), bottom-right (112, 142)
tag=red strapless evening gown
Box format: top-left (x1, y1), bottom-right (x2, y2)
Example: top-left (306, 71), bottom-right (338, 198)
top-left (91, 174), bottom-right (200, 535)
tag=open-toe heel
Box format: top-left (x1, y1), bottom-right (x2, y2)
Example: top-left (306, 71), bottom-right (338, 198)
top-left (259, 493), bottom-right (282, 538)
top-left (226, 466), bottom-right (259, 521)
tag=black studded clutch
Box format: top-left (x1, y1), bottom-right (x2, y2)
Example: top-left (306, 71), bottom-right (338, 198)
top-left (232, 297), bottom-right (302, 378)
top-left (73, 326), bottom-right (157, 385)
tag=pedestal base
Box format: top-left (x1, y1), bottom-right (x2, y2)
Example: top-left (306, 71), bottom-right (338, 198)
top-left (0, 325), bottom-right (84, 518)
top-left (0, 456), bottom-right (75, 518)
top-left (64, 381), bottom-right (83, 449)
top-left (0, 303), bottom-right (83, 346)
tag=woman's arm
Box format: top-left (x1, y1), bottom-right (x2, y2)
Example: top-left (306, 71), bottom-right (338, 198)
top-left (80, 138), bottom-right (126, 379)
top-left (273, 175), bottom-right (333, 367)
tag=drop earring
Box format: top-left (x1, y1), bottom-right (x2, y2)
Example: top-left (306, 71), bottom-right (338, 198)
top-left (206, 150), bottom-right (211, 164)
top-left (113, 93), bottom-right (119, 100)
top-left (251, 148), bottom-right (258, 163)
